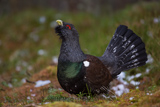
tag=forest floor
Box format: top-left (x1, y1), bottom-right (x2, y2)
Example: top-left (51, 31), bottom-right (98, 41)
top-left (0, 1), bottom-right (160, 107)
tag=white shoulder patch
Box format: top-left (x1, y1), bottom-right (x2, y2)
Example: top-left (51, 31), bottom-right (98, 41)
top-left (83, 61), bottom-right (90, 67)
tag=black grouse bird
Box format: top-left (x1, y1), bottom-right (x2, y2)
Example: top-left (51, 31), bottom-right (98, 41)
top-left (55, 20), bottom-right (147, 96)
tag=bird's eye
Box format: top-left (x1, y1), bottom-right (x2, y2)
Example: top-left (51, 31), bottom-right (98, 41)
top-left (66, 25), bottom-right (71, 30)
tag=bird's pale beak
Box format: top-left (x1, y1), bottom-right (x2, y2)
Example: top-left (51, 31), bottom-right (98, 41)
top-left (56, 20), bottom-right (63, 26)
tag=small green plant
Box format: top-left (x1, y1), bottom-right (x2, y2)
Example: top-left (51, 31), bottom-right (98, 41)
top-left (48, 88), bottom-right (58, 94)
top-left (86, 84), bottom-right (93, 99)
top-left (43, 87), bottom-right (73, 102)
top-left (76, 84), bottom-right (94, 101)
top-left (27, 99), bottom-right (33, 104)
top-left (1, 81), bottom-right (8, 87)
top-left (77, 92), bottom-right (86, 98)
top-left (44, 94), bottom-right (73, 102)
top-left (147, 85), bottom-right (157, 91)
top-left (4, 96), bottom-right (12, 103)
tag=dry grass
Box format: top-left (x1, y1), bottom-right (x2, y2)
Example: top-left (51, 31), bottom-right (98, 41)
top-left (0, 1), bottom-right (160, 107)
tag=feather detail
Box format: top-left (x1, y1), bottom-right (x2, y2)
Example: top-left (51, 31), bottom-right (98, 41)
top-left (99, 25), bottom-right (147, 78)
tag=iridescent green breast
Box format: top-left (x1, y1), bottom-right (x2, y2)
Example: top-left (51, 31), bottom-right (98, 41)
top-left (57, 61), bottom-right (87, 94)
top-left (57, 61), bottom-right (83, 79)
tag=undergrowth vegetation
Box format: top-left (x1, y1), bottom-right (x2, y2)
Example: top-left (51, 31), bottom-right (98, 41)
top-left (0, 1), bottom-right (160, 107)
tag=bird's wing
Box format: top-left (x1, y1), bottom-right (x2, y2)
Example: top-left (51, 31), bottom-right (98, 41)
top-left (83, 55), bottom-right (113, 94)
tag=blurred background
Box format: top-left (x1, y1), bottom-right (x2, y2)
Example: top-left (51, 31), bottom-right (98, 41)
top-left (0, 0), bottom-right (158, 16)
top-left (0, 0), bottom-right (160, 106)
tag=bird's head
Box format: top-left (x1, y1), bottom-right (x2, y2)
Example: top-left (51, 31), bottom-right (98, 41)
top-left (55, 20), bottom-right (79, 40)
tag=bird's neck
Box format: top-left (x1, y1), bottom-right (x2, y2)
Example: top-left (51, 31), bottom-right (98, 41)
top-left (59, 38), bottom-right (86, 62)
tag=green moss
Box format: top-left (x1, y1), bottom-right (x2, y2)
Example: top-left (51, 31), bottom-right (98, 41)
top-left (45, 101), bottom-right (82, 107)
top-left (44, 94), bottom-right (73, 102)
top-left (133, 89), bottom-right (160, 106)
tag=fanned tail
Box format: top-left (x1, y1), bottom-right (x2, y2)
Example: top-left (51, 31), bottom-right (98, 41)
top-left (99, 25), bottom-right (147, 78)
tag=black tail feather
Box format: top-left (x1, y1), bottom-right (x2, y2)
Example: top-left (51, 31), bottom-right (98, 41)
top-left (99, 25), bottom-right (147, 78)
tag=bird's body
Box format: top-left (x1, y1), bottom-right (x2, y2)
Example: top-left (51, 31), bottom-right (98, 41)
top-left (57, 54), bottom-right (112, 95)
top-left (55, 20), bottom-right (147, 95)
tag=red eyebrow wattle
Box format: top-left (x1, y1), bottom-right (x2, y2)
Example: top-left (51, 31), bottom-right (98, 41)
top-left (66, 25), bottom-right (71, 29)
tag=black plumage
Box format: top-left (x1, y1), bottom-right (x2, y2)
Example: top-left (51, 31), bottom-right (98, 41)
top-left (99, 25), bottom-right (147, 78)
top-left (55, 20), bottom-right (147, 96)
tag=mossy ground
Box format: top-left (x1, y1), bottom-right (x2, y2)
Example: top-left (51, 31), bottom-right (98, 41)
top-left (0, 1), bottom-right (160, 107)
